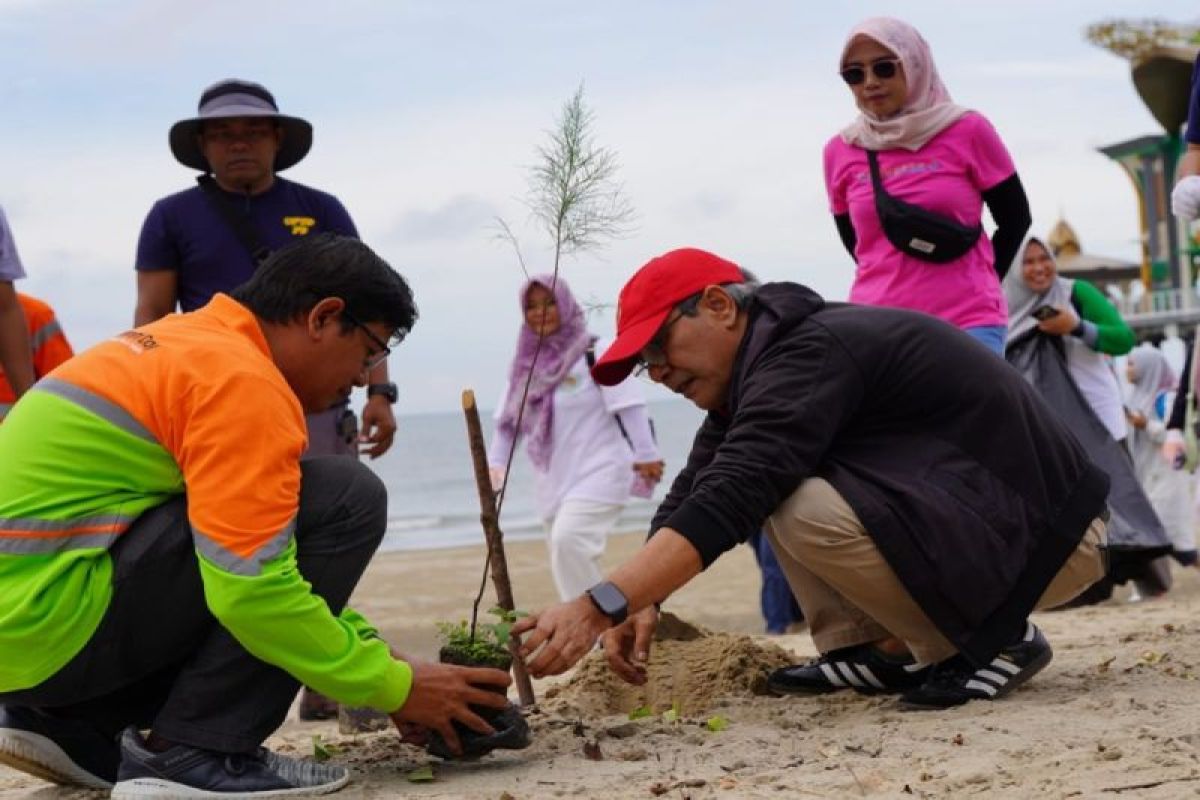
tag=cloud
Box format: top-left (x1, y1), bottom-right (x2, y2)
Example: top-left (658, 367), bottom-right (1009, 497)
top-left (2, 1), bottom-right (1196, 412)
top-left (387, 194), bottom-right (501, 245)
top-left (960, 56), bottom-right (1124, 80)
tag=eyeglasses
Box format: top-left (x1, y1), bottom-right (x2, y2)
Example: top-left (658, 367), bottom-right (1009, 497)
top-left (341, 308), bottom-right (392, 371)
top-left (633, 296), bottom-right (700, 376)
top-left (840, 58), bottom-right (901, 86)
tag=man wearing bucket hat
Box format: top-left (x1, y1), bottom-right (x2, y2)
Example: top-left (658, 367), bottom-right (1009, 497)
top-left (134, 80), bottom-right (398, 721)
top-left (133, 78), bottom-right (399, 464)
top-left (514, 247), bottom-right (1111, 710)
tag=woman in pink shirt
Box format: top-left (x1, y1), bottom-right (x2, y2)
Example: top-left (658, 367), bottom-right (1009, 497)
top-left (824, 17), bottom-right (1031, 356)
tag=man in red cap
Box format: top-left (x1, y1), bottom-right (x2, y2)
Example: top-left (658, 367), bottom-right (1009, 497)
top-left (514, 247), bottom-right (1110, 709)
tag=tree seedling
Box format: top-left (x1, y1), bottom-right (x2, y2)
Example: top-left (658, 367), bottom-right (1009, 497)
top-left (436, 606), bottom-right (527, 669)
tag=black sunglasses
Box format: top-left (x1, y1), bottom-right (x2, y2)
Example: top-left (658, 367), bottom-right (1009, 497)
top-left (840, 58), bottom-right (900, 86)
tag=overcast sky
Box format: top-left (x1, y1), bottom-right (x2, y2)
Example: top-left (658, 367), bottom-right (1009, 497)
top-left (1, 1), bottom-right (1196, 413)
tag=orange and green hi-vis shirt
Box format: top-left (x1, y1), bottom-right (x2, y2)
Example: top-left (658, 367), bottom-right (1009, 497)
top-left (0, 294), bottom-right (412, 712)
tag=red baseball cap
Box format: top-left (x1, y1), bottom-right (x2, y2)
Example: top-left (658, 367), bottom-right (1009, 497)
top-left (591, 248), bottom-right (745, 385)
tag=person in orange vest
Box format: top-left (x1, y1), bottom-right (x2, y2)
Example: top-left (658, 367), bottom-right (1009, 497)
top-left (0, 206), bottom-right (35, 407)
top-left (0, 293), bottom-right (74, 421)
top-left (0, 234), bottom-right (513, 795)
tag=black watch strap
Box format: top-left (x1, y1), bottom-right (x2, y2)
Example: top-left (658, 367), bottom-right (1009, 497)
top-left (586, 581), bottom-right (629, 625)
top-left (367, 382), bottom-right (398, 404)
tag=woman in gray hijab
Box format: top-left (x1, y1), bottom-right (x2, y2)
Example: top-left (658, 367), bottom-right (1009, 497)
top-left (1125, 345), bottom-right (1197, 570)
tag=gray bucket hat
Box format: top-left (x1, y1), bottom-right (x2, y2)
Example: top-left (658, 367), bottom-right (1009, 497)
top-left (169, 78), bottom-right (313, 172)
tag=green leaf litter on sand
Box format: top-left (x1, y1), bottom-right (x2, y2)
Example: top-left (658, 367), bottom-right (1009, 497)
top-left (706, 715), bottom-right (729, 732)
top-left (311, 734), bottom-right (338, 762)
top-left (628, 705), bottom-right (653, 720)
top-left (661, 700), bottom-right (682, 725)
top-left (406, 765), bottom-right (436, 783)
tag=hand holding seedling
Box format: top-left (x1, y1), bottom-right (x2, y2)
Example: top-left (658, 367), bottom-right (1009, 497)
top-left (513, 596), bottom-right (610, 677)
top-left (602, 606), bottom-right (658, 685)
top-left (389, 661), bottom-right (511, 755)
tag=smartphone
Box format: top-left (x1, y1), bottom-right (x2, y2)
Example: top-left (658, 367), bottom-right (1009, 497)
top-left (1032, 306), bottom-right (1060, 321)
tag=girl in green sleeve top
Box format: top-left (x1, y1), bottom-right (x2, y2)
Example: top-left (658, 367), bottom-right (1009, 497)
top-left (1004, 237), bottom-right (1135, 442)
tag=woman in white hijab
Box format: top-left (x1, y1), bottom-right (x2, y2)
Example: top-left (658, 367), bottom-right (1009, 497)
top-left (824, 17), bottom-right (1031, 357)
top-left (1126, 344), bottom-right (1197, 568)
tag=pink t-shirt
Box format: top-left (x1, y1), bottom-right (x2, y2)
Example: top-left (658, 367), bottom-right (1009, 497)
top-left (823, 112), bottom-right (1015, 329)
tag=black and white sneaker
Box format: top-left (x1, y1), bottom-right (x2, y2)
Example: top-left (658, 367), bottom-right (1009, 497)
top-left (767, 643), bottom-right (930, 696)
top-left (899, 622), bottom-right (1053, 710)
top-left (110, 727), bottom-right (349, 798)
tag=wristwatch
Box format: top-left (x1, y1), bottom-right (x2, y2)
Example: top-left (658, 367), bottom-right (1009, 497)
top-left (585, 581), bottom-right (629, 625)
top-left (367, 382), bottom-right (399, 404)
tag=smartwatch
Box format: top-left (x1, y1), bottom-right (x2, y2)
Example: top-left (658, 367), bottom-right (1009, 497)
top-left (367, 382), bottom-right (399, 404)
top-left (585, 581), bottom-right (629, 625)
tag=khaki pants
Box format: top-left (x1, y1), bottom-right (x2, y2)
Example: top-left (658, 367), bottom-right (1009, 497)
top-left (765, 478), bottom-right (1106, 665)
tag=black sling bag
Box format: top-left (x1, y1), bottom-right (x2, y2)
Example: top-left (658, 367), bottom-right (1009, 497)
top-left (195, 175), bottom-right (272, 267)
top-left (865, 149), bottom-right (982, 264)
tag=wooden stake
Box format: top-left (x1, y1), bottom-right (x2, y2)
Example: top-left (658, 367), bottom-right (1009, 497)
top-left (461, 389), bottom-right (536, 707)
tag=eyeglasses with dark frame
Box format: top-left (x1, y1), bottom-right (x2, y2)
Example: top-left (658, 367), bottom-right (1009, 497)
top-left (839, 58), bottom-right (901, 86)
top-left (340, 308), bottom-right (392, 371)
top-left (633, 294), bottom-right (702, 377)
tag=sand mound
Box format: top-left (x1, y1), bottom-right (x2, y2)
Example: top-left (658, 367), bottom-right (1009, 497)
top-left (544, 613), bottom-right (795, 716)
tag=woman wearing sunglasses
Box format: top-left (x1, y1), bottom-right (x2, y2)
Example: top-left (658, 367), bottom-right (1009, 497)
top-left (487, 274), bottom-right (664, 602)
top-left (823, 17), bottom-right (1031, 356)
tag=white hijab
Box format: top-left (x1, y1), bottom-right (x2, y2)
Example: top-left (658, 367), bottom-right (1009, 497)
top-left (1126, 344), bottom-right (1175, 418)
top-left (838, 17), bottom-right (970, 152)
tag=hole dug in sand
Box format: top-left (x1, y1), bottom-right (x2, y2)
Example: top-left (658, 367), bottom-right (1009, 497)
top-left (544, 612), bottom-right (796, 717)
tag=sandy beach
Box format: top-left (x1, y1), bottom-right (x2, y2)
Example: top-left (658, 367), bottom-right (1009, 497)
top-left (5, 531), bottom-right (1200, 799)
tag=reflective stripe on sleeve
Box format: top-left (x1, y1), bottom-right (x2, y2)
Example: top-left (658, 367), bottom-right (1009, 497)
top-left (192, 517), bottom-right (297, 577)
top-left (29, 319), bottom-right (63, 350)
top-left (0, 513), bottom-right (133, 553)
top-left (35, 378), bottom-right (156, 444)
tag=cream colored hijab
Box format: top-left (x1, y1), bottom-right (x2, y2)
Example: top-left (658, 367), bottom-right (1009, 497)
top-left (838, 17), bottom-right (969, 152)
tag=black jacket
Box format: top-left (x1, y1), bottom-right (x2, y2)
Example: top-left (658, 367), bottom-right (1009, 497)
top-left (652, 283), bottom-right (1108, 666)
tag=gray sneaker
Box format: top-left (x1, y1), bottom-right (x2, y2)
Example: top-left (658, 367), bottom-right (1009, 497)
top-left (110, 727), bottom-right (349, 798)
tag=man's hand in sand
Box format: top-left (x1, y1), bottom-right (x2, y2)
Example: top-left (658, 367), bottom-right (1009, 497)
top-left (388, 661), bottom-right (511, 755)
top-left (513, 596), bottom-right (611, 677)
top-left (601, 606), bottom-right (658, 685)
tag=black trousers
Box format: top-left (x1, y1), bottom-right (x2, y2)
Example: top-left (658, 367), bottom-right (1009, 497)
top-left (0, 457), bottom-right (387, 753)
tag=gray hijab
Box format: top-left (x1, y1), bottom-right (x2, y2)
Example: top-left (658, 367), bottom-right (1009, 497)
top-left (1003, 236), bottom-right (1073, 343)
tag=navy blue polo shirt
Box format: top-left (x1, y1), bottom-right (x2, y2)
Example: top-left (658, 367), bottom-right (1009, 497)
top-left (136, 176), bottom-right (358, 312)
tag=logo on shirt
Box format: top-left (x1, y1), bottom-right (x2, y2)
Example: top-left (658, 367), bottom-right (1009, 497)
top-left (283, 216), bottom-right (316, 235)
top-left (113, 330), bottom-right (159, 354)
top-left (853, 158), bottom-right (944, 183)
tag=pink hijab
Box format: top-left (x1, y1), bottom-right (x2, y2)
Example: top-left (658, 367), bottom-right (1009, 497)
top-left (838, 17), bottom-right (969, 152)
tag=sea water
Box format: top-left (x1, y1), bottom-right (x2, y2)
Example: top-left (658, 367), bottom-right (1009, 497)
top-left (367, 399), bottom-right (706, 552)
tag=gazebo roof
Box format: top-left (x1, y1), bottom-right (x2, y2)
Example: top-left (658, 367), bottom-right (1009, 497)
top-left (1045, 217), bottom-right (1140, 282)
